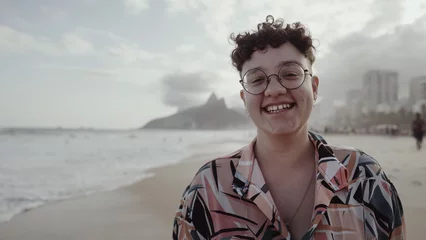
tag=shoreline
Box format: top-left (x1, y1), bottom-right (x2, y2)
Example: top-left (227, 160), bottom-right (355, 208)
top-left (0, 132), bottom-right (247, 226)
top-left (0, 152), bottom-right (223, 240)
top-left (0, 160), bottom-right (200, 224)
top-left (0, 167), bottom-right (158, 225)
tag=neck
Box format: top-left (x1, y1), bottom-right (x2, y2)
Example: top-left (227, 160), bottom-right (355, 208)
top-left (255, 126), bottom-right (313, 168)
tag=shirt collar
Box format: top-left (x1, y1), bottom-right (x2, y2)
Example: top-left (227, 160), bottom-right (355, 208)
top-left (232, 131), bottom-right (349, 198)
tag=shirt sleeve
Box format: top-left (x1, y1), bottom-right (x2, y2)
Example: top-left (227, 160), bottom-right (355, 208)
top-left (173, 184), bottom-right (197, 240)
top-left (359, 152), bottom-right (406, 240)
top-left (173, 164), bottom-right (213, 240)
top-left (389, 180), bottom-right (406, 240)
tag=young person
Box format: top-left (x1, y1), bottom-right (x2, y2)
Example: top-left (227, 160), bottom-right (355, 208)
top-left (173, 15), bottom-right (406, 240)
top-left (412, 112), bottom-right (425, 150)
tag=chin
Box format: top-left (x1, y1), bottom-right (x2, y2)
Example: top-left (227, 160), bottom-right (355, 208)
top-left (269, 128), bottom-right (298, 136)
top-left (252, 112), bottom-right (310, 136)
top-left (262, 124), bottom-right (301, 136)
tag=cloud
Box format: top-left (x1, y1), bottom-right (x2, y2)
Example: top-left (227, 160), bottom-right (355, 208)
top-left (108, 43), bottom-right (155, 64)
top-left (165, 0), bottom-right (238, 45)
top-left (38, 64), bottom-right (118, 78)
top-left (364, 0), bottom-right (404, 35)
top-left (315, 13), bottom-right (426, 102)
top-left (74, 27), bottom-right (127, 43)
top-left (0, 25), bottom-right (95, 56)
top-left (160, 71), bottom-right (219, 109)
top-left (39, 5), bottom-right (68, 22)
top-left (175, 43), bottom-right (196, 53)
top-left (170, 50), bottom-right (221, 72)
top-left (198, 0), bottom-right (238, 45)
top-left (240, 1), bottom-right (375, 57)
top-left (62, 33), bottom-right (94, 55)
top-left (0, 25), bottom-right (61, 55)
top-left (164, 0), bottom-right (200, 13)
top-left (123, 0), bottom-right (150, 15)
top-left (163, 0), bottom-right (376, 49)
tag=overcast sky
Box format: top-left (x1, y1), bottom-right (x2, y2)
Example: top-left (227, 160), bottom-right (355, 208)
top-left (1, 0), bottom-right (426, 129)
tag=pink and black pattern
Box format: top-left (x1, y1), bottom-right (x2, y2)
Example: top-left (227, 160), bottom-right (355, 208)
top-left (173, 131), bottom-right (406, 239)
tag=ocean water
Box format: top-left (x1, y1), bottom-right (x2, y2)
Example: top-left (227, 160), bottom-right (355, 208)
top-left (0, 128), bottom-right (256, 223)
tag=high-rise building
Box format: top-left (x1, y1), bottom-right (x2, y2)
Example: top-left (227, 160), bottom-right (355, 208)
top-left (346, 89), bottom-right (362, 105)
top-left (345, 89), bottom-right (363, 122)
top-left (409, 76), bottom-right (426, 106)
top-left (363, 70), bottom-right (398, 111)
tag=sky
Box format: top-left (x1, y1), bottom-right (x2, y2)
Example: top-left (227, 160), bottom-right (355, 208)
top-left (1, 0), bottom-right (426, 129)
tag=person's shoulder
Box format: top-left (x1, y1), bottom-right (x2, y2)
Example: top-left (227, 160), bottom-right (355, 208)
top-left (311, 132), bottom-right (387, 180)
top-left (185, 147), bottom-right (244, 186)
top-left (328, 143), bottom-right (399, 201)
top-left (176, 147), bottom-right (245, 208)
top-left (328, 143), bottom-right (385, 180)
top-left (327, 142), bottom-right (405, 236)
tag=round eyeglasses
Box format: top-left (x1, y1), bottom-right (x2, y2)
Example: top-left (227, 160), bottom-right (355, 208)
top-left (239, 62), bottom-right (312, 95)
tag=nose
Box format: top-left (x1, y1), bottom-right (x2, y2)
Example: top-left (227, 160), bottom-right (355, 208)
top-left (263, 75), bottom-right (288, 97)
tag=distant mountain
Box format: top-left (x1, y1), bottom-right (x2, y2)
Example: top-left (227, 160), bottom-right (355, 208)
top-left (141, 93), bottom-right (252, 130)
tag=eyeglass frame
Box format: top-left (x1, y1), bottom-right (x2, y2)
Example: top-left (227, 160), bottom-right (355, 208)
top-left (239, 62), bottom-right (313, 95)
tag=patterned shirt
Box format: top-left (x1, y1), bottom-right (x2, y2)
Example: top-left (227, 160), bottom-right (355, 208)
top-left (173, 131), bottom-right (406, 239)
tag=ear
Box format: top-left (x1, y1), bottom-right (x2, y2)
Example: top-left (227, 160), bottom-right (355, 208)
top-left (311, 75), bottom-right (319, 97)
top-left (240, 89), bottom-right (246, 105)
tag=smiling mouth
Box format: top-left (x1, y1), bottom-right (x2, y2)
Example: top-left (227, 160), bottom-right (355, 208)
top-left (262, 103), bottom-right (296, 114)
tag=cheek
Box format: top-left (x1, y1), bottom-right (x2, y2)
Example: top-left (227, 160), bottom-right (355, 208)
top-left (291, 89), bottom-right (311, 103)
top-left (246, 96), bottom-right (263, 112)
top-left (299, 84), bottom-right (315, 101)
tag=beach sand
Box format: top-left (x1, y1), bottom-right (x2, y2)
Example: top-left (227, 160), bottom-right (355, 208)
top-left (1, 137), bottom-right (425, 239)
top-left (0, 153), bottom-right (216, 240)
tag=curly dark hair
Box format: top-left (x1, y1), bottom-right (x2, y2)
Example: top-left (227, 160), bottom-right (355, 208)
top-left (230, 15), bottom-right (316, 74)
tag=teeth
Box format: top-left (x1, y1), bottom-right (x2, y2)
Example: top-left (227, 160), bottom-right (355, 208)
top-left (266, 104), bottom-right (293, 112)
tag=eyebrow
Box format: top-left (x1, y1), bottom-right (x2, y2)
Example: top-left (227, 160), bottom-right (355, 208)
top-left (257, 60), bottom-right (306, 71)
top-left (240, 60), bottom-right (306, 77)
top-left (240, 60), bottom-right (307, 78)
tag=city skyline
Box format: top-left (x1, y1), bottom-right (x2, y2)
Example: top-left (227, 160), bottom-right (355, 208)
top-left (346, 70), bottom-right (426, 109)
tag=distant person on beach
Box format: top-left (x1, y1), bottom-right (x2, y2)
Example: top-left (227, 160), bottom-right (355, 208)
top-left (173, 15), bottom-right (405, 240)
top-left (412, 112), bottom-right (425, 150)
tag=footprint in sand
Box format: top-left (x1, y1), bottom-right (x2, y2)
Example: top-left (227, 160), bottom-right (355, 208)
top-left (412, 180), bottom-right (422, 187)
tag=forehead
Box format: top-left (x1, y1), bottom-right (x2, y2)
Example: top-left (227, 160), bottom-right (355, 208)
top-left (241, 42), bottom-right (308, 75)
